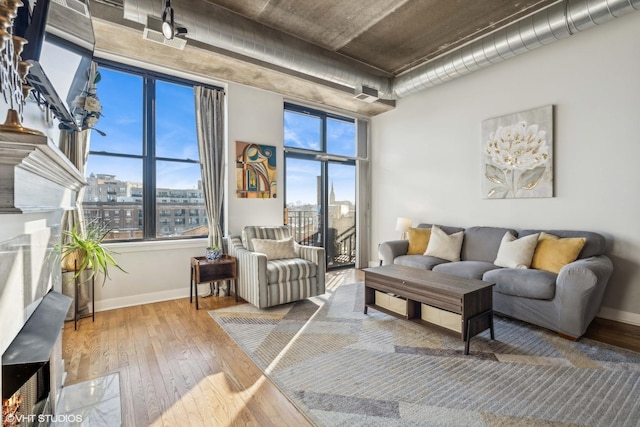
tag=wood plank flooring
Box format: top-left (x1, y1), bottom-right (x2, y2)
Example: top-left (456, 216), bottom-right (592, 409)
top-left (62, 268), bottom-right (639, 426)
top-left (62, 268), bottom-right (362, 426)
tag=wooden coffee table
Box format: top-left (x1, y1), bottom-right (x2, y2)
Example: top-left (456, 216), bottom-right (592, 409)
top-left (363, 264), bottom-right (495, 354)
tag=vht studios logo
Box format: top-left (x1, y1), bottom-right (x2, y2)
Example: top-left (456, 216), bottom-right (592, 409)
top-left (3, 413), bottom-right (84, 424)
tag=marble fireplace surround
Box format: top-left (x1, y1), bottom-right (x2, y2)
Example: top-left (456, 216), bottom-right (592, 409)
top-left (0, 130), bottom-right (85, 416)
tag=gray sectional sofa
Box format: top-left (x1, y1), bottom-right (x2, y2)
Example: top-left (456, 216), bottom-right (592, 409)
top-left (378, 224), bottom-right (613, 339)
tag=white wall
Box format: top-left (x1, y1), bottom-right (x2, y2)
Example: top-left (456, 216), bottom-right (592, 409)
top-left (226, 83), bottom-right (286, 234)
top-left (370, 12), bottom-right (640, 322)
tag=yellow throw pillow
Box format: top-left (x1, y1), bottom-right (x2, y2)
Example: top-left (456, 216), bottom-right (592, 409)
top-left (531, 232), bottom-right (587, 273)
top-left (407, 227), bottom-right (431, 255)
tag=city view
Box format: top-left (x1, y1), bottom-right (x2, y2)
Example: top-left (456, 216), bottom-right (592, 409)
top-left (83, 68), bottom-right (357, 266)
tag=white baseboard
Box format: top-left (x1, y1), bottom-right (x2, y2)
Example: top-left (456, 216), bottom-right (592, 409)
top-left (94, 284), bottom-right (213, 312)
top-left (597, 306), bottom-right (640, 326)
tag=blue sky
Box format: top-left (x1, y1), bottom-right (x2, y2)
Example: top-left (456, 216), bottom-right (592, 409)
top-left (89, 67), bottom-right (356, 201)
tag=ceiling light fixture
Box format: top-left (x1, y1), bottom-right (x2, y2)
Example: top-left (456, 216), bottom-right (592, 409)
top-left (161, 0), bottom-right (187, 40)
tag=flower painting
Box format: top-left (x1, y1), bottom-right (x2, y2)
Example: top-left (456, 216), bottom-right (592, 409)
top-left (481, 105), bottom-right (553, 199)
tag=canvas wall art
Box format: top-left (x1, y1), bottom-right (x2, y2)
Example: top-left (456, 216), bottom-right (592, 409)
top-left (236, 141), bottom-right (277, 198)
top-left (481, 105), bottom-right (553, 199)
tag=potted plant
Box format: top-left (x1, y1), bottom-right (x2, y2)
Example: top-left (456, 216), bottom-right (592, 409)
top-left (58, 219), bottom-right (127, 286)
top-left (205, 245), bottom-right (222, 261)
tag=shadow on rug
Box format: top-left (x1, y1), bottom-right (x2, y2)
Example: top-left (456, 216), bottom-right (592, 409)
top-left (210, 282), bottom-right (640, 426)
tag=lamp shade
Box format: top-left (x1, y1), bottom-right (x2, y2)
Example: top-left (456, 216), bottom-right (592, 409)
top-left (395, 217), bottom-right (412, 232)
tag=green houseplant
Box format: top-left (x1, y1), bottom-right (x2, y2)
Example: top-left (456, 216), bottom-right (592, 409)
top-left (58, 219), bottom-right (127, 285)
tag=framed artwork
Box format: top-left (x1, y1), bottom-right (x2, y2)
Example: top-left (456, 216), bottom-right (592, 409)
top-left (236, 141), bottom-right (277, 198)
top-left (481, 105), bottom-right (553, 199)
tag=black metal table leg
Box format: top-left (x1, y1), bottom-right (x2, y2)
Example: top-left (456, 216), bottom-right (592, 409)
top-left (464, 309), bottom-right (494, 355)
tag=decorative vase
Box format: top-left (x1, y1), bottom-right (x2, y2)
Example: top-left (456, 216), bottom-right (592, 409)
top-left (205, 247), bottom-right (222, 261)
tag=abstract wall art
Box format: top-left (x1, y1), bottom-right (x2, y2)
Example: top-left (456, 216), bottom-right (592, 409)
top-left (236, 141), bottom-right (277, 198)
top-left (481, 105), bottom-right (553, 199)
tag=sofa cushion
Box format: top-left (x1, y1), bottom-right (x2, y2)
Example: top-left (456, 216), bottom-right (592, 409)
top-left (519, 229), bottom-right (605, 259)
top-left (461, 226), bottom-right (517, 262)
top-left (394, 255), bottom-right (449, 270)
top-left (494, 232), bottom-right (539, 269)
top-left (407, 227), bottom-right (431, 255)
top-left (425, 225), bottom-right (464, 261)
top-left (484, 268), bottom-right (557, 300)
top-left (415, 223), bottom-right (464, 236)
top-left (242, 226), bottom-right (291, 251)
top-left (433, 261), bottom-right (501, 280)
top-left (252, 237), bottom-right (297, 260)
top-left (531, 232), bottom-right (587, 274)
top-left (266, 258), bottom-right (317, 283)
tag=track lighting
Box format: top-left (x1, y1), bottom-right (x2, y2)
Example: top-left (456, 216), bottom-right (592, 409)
top-left (161, 0), bottom-right (187, 40)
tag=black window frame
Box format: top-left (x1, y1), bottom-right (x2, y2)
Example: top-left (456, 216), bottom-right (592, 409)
top-left (86, 59), bottom-right (223, 242)
top-left (283, 102), bottom-right (356, 155)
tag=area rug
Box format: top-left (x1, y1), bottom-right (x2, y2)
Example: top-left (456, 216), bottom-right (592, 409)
top-left (210, 282), bottom-right (640, 426)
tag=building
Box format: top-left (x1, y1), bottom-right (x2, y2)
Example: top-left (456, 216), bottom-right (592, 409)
top-left (83, 173), bottom-right (208, 238)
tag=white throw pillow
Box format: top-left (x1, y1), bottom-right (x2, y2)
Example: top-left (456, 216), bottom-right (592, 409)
top-left (494, 232), bottom-right (539, 269)
top-left (424, 225), bottom-right (464, 262)
top-left (251, 237), bottom-right (297, 260)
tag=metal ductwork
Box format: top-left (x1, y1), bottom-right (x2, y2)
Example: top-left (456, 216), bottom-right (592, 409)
top-left (122, 0), bottom-right (393, 96)
top-left (392, 0), bottom-right (640, 99)
top-left (123, 0), bottom-right (639, 101)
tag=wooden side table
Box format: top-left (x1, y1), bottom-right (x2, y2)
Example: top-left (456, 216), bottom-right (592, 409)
top-left (190, 255), bottom-right (237, 309)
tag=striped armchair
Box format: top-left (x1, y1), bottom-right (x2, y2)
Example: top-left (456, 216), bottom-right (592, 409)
top-left (227, 226), bottom-right (326, 308)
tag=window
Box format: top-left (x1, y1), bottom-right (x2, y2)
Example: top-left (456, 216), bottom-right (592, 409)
top-left (83, 63), bottom-right (219, 240)
top-left (284, 103), bottom-right (357, 269)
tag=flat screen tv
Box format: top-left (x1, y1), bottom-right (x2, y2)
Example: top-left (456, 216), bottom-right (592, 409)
top-left (14, 0), bottom-right (96, 129)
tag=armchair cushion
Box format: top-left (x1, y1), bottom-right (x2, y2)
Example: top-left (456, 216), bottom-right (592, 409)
top-left (266, 258), bottom-right (318, 283)
top-left (252, 237), bottom-right (297, 260)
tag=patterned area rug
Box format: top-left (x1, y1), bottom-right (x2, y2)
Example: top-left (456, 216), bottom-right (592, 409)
top-left (210, 282), bottom-right (640, 426)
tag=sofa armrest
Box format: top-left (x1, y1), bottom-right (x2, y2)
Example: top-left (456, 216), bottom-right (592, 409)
top-left (227, 234), bottom-right (269, 308)
top-left (555, 255), bottom-right (613, 337)
top-left (378, 240), bottom-right (409, 266)
top-left (296, 244), bottom-right (326, 295)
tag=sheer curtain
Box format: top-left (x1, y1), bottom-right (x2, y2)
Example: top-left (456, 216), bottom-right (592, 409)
top-left (60, 128), bottom-right (91, 241)
top-left (194, 86), bottom-right (226, 249)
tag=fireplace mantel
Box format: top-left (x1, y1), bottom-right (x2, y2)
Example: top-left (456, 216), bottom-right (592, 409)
top-left (0, 131), bottom-right (86, 213)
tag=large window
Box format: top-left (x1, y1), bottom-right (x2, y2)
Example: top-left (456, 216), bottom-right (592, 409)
top-left (284, 103), bottom-right (357, 269)
top-left (83, 63), bottom-right (215, 240)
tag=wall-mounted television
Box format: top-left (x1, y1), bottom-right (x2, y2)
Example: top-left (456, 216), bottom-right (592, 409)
top-left (14, 0), bottom-right (96, 129)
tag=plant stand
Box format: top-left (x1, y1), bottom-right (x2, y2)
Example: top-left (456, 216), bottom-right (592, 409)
top-left (62, 262), bottom-right (95, 330)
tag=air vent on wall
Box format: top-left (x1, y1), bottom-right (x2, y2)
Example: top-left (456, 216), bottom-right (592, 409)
top-left (353, 84), bottom-right (379, 103)
top-left (52, 0), bottom-right (90, 17)
top-left (143, 15), bottom-right (187, 50)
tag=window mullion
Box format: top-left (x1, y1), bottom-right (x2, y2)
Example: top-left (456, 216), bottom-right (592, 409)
top-left (143, 76), bottom-right (156, 238)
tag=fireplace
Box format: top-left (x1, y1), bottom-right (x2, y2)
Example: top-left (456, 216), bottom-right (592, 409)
top-left (2, 363), bottom-right (50, 427)
top-left (2, 292), bottom-right (71, 427)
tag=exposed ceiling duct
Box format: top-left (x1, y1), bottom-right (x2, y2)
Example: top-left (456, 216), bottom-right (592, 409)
top-left (392, 0), bottom-right (640, 98)
top-left (122, 0), bottom-right (639, 101)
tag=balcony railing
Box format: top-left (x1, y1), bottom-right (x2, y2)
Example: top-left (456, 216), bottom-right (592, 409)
top-left (287, 209), bottom-right (356, 268)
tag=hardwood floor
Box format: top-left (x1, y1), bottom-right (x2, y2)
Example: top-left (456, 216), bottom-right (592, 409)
top-left (62, 268), bottom-right (362, 426)
top-left (585, 316), bottom-right (640, 353)
top-left (62, 268), bottom-right (639, 426)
